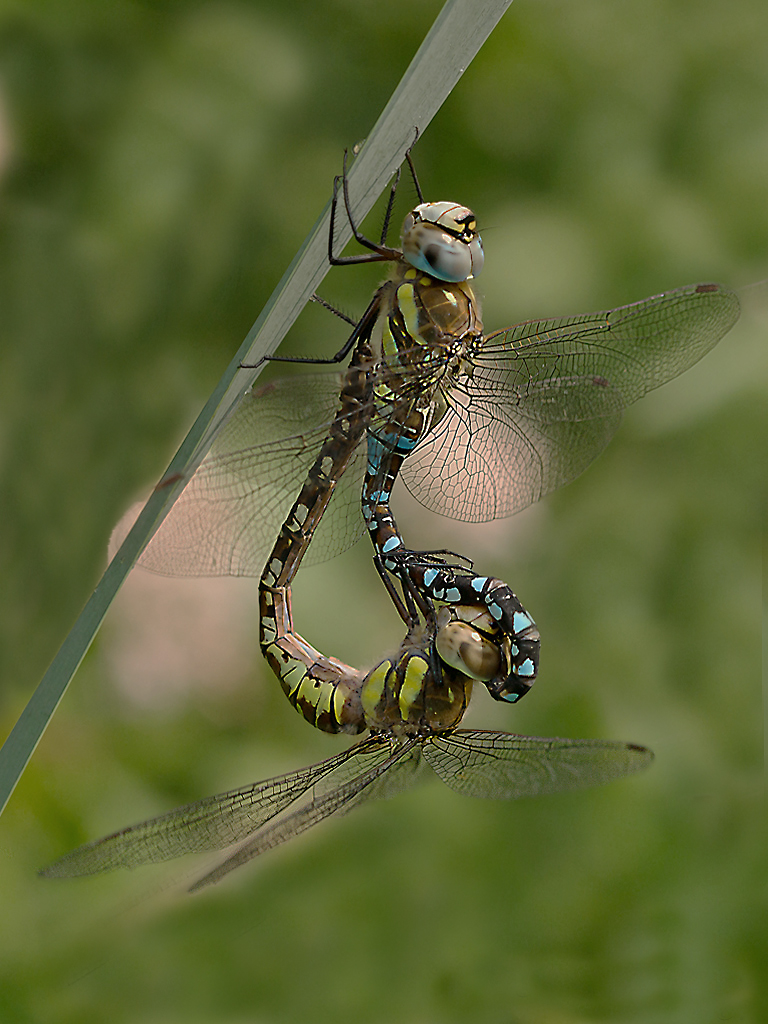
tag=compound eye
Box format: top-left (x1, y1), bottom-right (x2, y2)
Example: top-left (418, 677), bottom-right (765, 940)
top-left (467, 237), bottom-right (484, 278)
top-left (403, 223), bottom-right (473, 282)
top-left (435, 621), bottom-right (501, 682)
top-left (401, 211), bottom-right (416, 236)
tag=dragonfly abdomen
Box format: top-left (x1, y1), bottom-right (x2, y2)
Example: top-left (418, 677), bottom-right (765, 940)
top-left (258, 332), bottom-right (379, 733)
top-left (260, 583), bottom-right (366, 734)
top-left (261, 360), bottom-right (373, 591)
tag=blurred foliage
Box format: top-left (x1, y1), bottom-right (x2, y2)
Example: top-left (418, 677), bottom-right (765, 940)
top-left (0, 1), bottom-right (765, 1022)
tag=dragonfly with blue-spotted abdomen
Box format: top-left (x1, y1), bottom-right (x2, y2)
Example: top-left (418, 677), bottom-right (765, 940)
top-left (130, 151), bottom-right (739, 714)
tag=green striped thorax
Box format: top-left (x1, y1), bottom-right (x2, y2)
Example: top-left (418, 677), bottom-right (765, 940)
top-left (361, 604), bottom-right (510, 736)
top-left (368, 203), bottom-right (486, 441)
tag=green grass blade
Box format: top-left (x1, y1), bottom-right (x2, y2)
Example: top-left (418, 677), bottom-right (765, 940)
top-left (0, 0), bottom-right (514, 815)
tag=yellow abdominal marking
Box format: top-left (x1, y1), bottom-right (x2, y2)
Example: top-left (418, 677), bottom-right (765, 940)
top-left (332, 685), bottom-right (348, 726)
top-left (296, 674), bottom-right (320, 707)
top-left (282, 661), bottom-right (306, 695)
top-left (312, 681), bottom-right (334, 722)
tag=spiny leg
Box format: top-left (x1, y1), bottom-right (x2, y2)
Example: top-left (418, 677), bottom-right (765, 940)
top-left (310, 293), bottom-right (357, 327)
top-left (328, 150), bottom-right (401, 267)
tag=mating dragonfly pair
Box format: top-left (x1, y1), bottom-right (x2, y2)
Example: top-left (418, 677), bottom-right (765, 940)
top-left (42, 152), bottom-right (739, 889)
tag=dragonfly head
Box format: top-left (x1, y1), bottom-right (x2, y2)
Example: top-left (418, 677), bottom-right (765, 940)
top-left (401, 202), bottom-right (484, 283)
top-left (434, 605), bottom-right (501, 682)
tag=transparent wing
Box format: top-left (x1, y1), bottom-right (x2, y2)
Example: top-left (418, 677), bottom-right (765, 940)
top-left (403, 283), bottom-right (740, 520)
top-left (135, 374), bottom-right (368, 577)
top-left (423, 729), bottom-right (653, 799)
top-left (39, 742), bottom-right (371, 878)
top-left (189, 738), bottom-right (424, 890)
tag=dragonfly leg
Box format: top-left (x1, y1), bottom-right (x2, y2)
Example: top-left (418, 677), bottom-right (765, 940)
top-left (378, 166), bottom-right (401, 246)
top-left (338, 148), bottom-right (402, 260)
top-left (310, 293), bottom-right (357, 327)
top-left (327, 154), bottom-right (400, 267)
top-left (404, 137), bottom-right (424, 204)
top-left (373, 551), bottom-right (423, 629)
top-left (387, 547), bottom-right (474, 572)
top-left (265, 287), bottom-right (385, 367)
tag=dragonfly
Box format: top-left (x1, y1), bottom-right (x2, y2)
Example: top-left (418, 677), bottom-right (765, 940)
top-left (131, 153), bottom-right (739, 717)
top-left (41, 586), bottom-right (652, 891)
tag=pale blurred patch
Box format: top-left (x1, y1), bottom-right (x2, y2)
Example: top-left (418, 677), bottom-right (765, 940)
top-left (393, 481), bottom-right (547, 565)
top-left (480, 200), bottom-right (602, 325)
top-left (103, 569), bottom-right (259, 711)
top-left (106, 494), bottom-right (260, 708)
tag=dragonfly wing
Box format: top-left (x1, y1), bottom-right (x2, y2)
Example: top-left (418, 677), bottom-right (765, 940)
top-left (130, 374), bottom-right (368, 577)
top-left (189, 737), bottom-right (423, 890)
top-left (402, 370), bottom-right (624, 521)
top-left (39, 744), bottom-right (365, 877)
top-left (424, 729), bottom-right (653, 799)
top-left (402, 283), bottom-right (739, 520)
top-left (479, 282), bottom-right (740, 404)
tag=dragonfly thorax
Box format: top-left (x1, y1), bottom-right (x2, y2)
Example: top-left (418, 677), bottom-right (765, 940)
top-left (361, 626), bottom-right (467, 735)
top-left (360, 606), bottom-right (508, 735)
top-left (382, 266), bottom-right (483, 362)
top-left (401, 202), bottom-right (484, 282)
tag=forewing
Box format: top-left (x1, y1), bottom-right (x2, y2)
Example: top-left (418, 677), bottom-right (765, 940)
top-left (189, 738), bottom-right (423, 890)
top-left (132, 374), bottom-right (368, 577)
top-left (424, 729), bottom-right (653, 799)
top-left (402, 370), bottom-right (623, 521)
top-left (40, 745), bottom-right (360, 877)
top-left (402, 283), bottom-right (739, 520)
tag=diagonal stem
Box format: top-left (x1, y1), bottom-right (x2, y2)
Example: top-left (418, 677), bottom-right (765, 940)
top-left (0, 0), bottom-right (515, 817)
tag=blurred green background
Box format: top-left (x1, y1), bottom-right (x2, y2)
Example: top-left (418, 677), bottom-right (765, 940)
top-left (0, 1), bottom-right (765, 1022)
